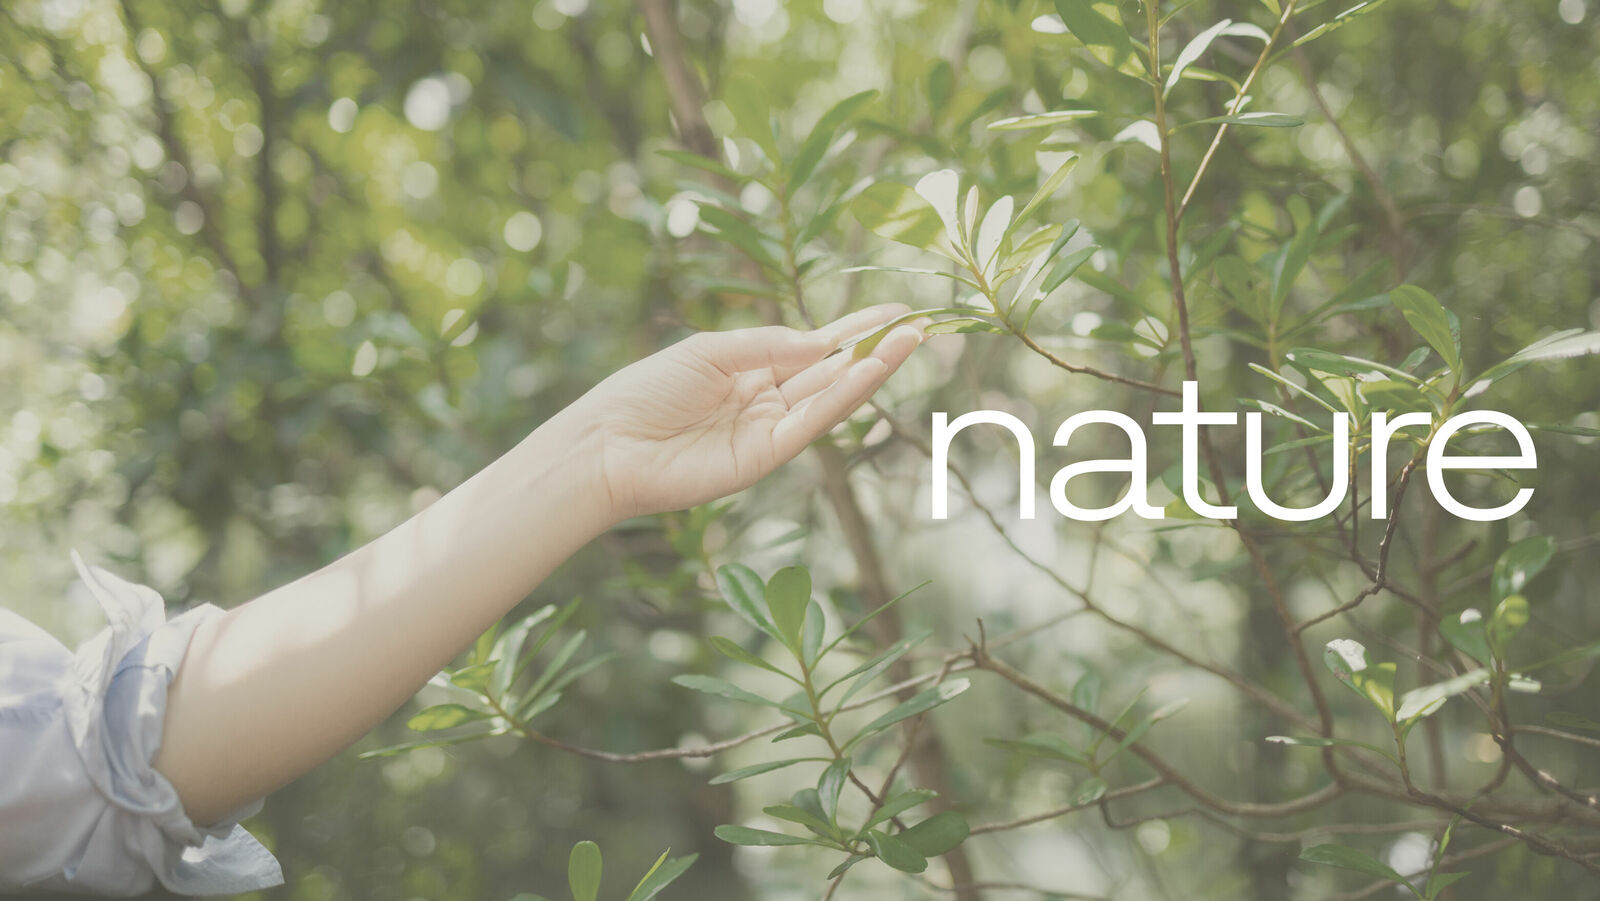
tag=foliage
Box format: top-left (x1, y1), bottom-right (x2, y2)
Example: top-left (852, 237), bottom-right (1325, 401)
top-left (4, 0), bottom-right (1599, 899)
top-left (507, 840), bottom-right (695, 901)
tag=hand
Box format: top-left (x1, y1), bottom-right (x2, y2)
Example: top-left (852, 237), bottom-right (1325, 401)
top-left (573, 305), bottom-right (923, 520)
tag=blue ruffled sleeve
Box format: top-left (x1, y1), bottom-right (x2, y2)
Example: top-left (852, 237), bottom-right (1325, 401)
top-left (0, 553), bottom-right (284, 896)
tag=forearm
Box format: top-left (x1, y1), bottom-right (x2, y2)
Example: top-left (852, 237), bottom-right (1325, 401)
top-left (152, 409), bottom-right (614, 825)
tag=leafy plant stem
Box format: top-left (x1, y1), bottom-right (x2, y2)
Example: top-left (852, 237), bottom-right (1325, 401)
top-left (1177, 0), bottom-right (1301, 220)
top-left (1147, 0), bottom-right (1338, 764)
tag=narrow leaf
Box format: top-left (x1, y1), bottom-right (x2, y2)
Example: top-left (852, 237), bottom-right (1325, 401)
top-left (896, 811), bottom-right (969, 857)
top-left (1491, 536), bottom-right (1556, 603)
top-left (1390, 285), bottom-right (1461, 375)
top-left (713, 825), bottom-right (819, 847)
top-left (568, 841), bottom-right (602, 901)
top-left (865, 829), bottom-right (928, 873)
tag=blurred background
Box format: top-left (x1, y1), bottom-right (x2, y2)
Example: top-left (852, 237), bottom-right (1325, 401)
top-left (2, 0), bottom-right (1597, 898)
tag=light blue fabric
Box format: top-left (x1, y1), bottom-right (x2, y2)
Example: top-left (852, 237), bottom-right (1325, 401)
top-left (0, 553), bottom-right (283, 896)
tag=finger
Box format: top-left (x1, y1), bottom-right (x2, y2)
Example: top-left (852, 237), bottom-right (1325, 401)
top-left (687, 325), bottom-right (829, 375)
top-left (806, 303), bottom-right (912, 349)
top-left (777, 351), bottom-right (854, 407)
top-left (778, 317), bottom-right (924, 406)
top-left (768, 304), bottom-right (911, 383)
top-left (770, 325), bottom-right (922, 460)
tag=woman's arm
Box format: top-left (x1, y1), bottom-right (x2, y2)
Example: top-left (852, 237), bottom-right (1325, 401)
top-left (152, 306), bottom-right (923, 826)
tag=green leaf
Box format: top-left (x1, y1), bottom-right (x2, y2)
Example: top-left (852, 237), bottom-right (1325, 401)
top-left (657, 149), bottom-right (746, 184)
top-left (1011, 155), bottom-right (1079, 233)
top-left (1390, 285), bottom-right (1461, 376)
top-left (818, 757), bottom-right (851, 825)
top-left (1286, 348), bottom-right (1422, 385)
top-left (1521, 640), bottom-right (1600, 672)
top-left (1073, 669), bottom-right (1102, 743)
top-left (1491, 536), bottom-right (1556, 603)
top-left (1183, 112), bottom-right (1305, 129)
top-left (927, 61), bottom-right (953, 111)
top-left (1465, 329), bottom-right (1600, 397)
top-left (865, 829), bottom-right (928, 873)
top-left (709, 757), bottom-right (823, 785)
top-left (1526, 422), bottom-right (1600, 438)
top-left (716, 563), bottom-right (780, 640)
top-left (839, 265), bottom-right (981, 290)
top-left (1071, 777), bottom-right (1108, 805)
top-left (1041, 245), bottom-right (1098, 295)
top-left (1291, 0), bottom-right (1400, 50)
top-left (862, 789), bottom-right (938, 830)
top-left (988, 110), bottom-right (1100, 131)
top-left (843, 679), bottom-right (971, 752)
top-left (802, 600), bottom-right (826, 665)
top-left (897, 811), bottom-right (969, 857)
top-left (851, 181), bottom-right (949, 253)
top-left (789, 90), bottom-right (877, 188)
top-left (1164, 19), bottom-right (1234, 98)
top-left (1247, 363), bottom-right (1341, 414)
top-left (1547, 711), bottom-right (1600, 733)
top-left (1358, 378), bottom-right (1431, 413)
top-left (713, 825), bottom-right (820, 847)
top-left (697, 204), bottom-right (783, 271)
top-left (358, 724), bottom-right (510, 759)
top-left (449, 660), bottom-right (498, 694)
top-left (764, 802), bottom-right (838, 839)
top-left (922, 317), bottom-right (1004, 335)
top-left (522, 630), bottom-right (587, 706)
top-left (1264, 735), bottom-right (1400, 765)
top-left (1244, 398), bottom-right (1323, 432)
top-left (407, 703), bottom-right (493, 732)
top-left (672, 673), bottom-right (792, 711)
top-left (1425, 871), bottom-right (1470, 900)
top-left (791, 786), bottom-right (830, 824)
top-left (826, 854), bottom-right (869, 881)
top-left (1439, 609), bottom-right (1492, 667)
top-left (1323, 639), bottom-right (1396, 720)
top-left (470, 623), bottom-right (499, 667)
top-left (985, 732), bottom-right (1092, 766)
top-left (491, 605), bottom-right (562, 698)
top-left (1105, 698), bottom-right (1189, 762)
top-left (1299, 843), bottom-right (1413, 890)
top-left (568, 841), bottom-right (602, 901)
top-left (709, 635), bottom-right (796, 682)
top-left (1396, 669), bottom-right (1488, 723)
top-left (1487, 594), bottom-right (1529, 653)
top-left (1270, 213), bottom-right (1320, 318)
top-left (772, 722), bottom-right (824, 742)
top-left (626, 853), bottom-right (697, 901)
top-left (1052, 0), bottom-right (1146, 79)
top-left (765, 565), bottom-right (812, 650)
top-left (825, 629), bottom-right (931, 704)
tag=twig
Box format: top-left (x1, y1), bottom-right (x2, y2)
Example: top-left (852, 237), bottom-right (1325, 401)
top-left (970, 778), bottom-right (1166, 835)
top-left (1014, 332), bottom-right (1178, 397)
top-left (1176, 0), bottom-right (1302, 220)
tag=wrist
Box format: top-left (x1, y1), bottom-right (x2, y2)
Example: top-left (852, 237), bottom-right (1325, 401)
top-left (512, 406), bottom-right (622, 535)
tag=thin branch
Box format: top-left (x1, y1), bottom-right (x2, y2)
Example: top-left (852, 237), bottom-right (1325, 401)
top-left (970, 778), bottom-right (1166, 835)
top-left (1315, 837), bottom-right (1519, 901)
top-left (638, 0), bottom-right (717, 156)
top-left (1014, 331), bottom-right (1179, 397)
top-left (1513, 725), bottom-right (1600, 752)
top-left (1176, 0), bottom-right (1302, 220)
top-left (973, 648), bottom-right (1343, 820)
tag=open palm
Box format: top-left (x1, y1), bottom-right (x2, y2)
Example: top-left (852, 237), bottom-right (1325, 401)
top-left (577, 305), bottom-right (921, 519)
